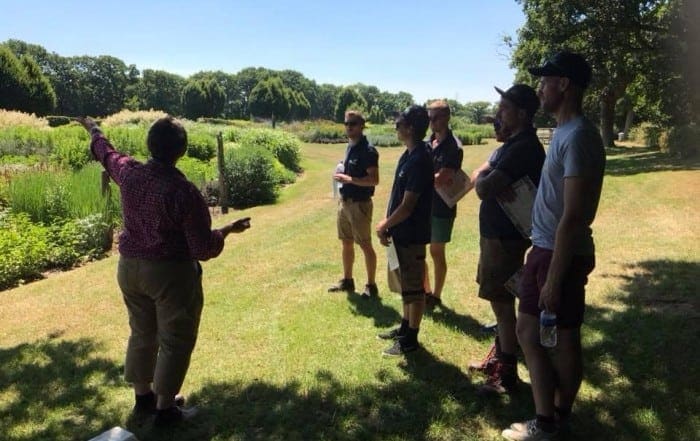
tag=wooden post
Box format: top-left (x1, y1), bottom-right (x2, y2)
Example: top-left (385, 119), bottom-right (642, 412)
top-left (100, 170), bottom-right (114, 250)
top-left (216, 132), bottom-right (229, 214)
top-left (101, 170), bottom-right (111, 197)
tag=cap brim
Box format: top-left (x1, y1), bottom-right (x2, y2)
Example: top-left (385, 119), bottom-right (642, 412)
top-left (528, 65), bottom-right (561, 77)
top-left (494, 86), bottom-right (507, 97)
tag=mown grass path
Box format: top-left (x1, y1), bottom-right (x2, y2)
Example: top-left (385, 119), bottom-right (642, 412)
top-left (1, 142), bottom-right (698, 441)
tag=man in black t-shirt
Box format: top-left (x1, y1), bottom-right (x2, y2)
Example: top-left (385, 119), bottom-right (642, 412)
top-left (329, 110), bottom-right (380, 298)
top-left (376, 105), bottom-right (434, 356)
top-left (470, 85), bottom-right (545, 394)
top-left (423, 100), bottom-right (464, 310)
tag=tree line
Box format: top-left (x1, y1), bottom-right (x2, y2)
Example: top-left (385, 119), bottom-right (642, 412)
top-left (0, 39), bottom-right (423, 125)
top-left (3, 0), bottom-right (694, 144)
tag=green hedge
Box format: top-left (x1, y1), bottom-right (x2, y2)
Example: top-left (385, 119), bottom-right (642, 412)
top-left (222, 146), bottom-right (281, 208)
top-left (238, 128), bottom-right (302, 172)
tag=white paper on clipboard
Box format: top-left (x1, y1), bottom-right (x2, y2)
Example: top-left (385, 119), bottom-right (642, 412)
top-left (435, 168), bottom-right (473, 208)
top-left (387, 241), bottom-right (400, 271)
top-left (497, 176), bottom-right (537, 238)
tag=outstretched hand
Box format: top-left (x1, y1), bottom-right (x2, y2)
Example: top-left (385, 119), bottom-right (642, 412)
top-left (230, 217), bottom-right (251, 233)
top-left (219, 217), bottom-right (251, 238)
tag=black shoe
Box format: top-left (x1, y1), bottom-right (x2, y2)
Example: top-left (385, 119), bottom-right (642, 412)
top-left (425, 293), bottom-right (442, 310)
top-left (154, 405), bottom-right (199, 427)
top-left (360, 283), bottom-right (379, 299)
top-left (377, 327), bottom-right (405, 340)
top-left (328, 278), bottom-right (355, 293)
top-left (133, 392), bottom-right (186, 415)
top-left (382, 338), bottom-right (419, 356)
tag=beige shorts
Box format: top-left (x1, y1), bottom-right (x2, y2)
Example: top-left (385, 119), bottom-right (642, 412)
top-left (476, 237), bottom-right (531, 303)
top-left (337, 199), bottom-right (373, 244)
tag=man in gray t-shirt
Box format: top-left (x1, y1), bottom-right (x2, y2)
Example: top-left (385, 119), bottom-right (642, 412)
top-left (502, 51), bottom-right (605, 441)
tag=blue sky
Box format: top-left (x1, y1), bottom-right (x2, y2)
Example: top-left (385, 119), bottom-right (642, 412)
top-left (0, 0), bottom-right (526, 104)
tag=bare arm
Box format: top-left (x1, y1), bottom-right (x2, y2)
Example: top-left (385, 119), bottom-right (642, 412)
top-left (334, 166), bottom-right (379, 186)
top-left (470, 160), bottom-right (491, 183)
top-left (539, 176), bottom-right (593, 311)
top-left (475, 168), bottom-right (514, 200)
top-left (375, 191), bottom-right (419, 245)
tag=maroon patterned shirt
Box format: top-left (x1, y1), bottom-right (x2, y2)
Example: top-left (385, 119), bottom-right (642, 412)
top-left (90, 133), bottom-right (224, 261)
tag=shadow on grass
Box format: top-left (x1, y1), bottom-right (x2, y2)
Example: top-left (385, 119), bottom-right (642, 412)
top-left (345, 291), bottom-right (486, 340)
top-left (0, 336), bottom-right (123, 441)
top-left (573, 259), bottom-right (700, 441)
top-left (425, 303), bottom-right (487, 340)
top-left (345, 291), bottom-right (402, 328)
top-left (605, 146), bottom-right (699, 176)
top-left (127, 346), bottom-right (528, 441)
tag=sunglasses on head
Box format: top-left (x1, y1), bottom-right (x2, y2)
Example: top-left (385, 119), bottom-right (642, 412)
top-left (344, 120), bottom-right (360, 127)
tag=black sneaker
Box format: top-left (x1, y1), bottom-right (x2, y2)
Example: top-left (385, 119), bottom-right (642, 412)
top-left (382, 338), bottom-right (419, 356)
top-left (328, 278), bottom-right (355, 293)
top-left (377, 327), bottom-right (405, 340)
top-left (154, 405), bottom-right (199, 427)
top-left (360, 283), bottom-right (379, 299)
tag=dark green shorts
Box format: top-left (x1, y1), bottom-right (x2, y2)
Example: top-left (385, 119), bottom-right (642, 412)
top-left (431, 216), bottom-right (455, 243)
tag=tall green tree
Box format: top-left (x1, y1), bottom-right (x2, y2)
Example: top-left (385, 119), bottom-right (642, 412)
top-left (463, 101), bottom-right (493, 124)
top-left (181, 78), bottom-right (225, 119)
top-left (18, 55), bottom-right (56, 115)
top-left (135, 69), bottom-right (186, 115)
top-left (249, 76), bottom-right (291, 128)
top-left (509, 0), bottom-right (684, 146)
top-left (233, 67), bottom-right (273, 119)
top-left (277, 69), bottom-right (319, 117)
top-left (0, 46), bottom-right (29, 111)
top-left (73, 55), bottom-right (130, 116)
top-left (314, 83), bottom-right (340, 120)
top-left (0, 46), bottom-right (55, 115)
top-left (334, 87), bottom-right (367, 122)
top-left (289, 90), bottom-right (311, 121)
top-left (189, 70), bottom-right (242, 118)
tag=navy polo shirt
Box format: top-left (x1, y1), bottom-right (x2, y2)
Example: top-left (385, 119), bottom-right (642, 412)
top-left (479, 127), bottom-right (545, 239)
top-left (339, 135), bottom-right (378, 200)
top-left (387, 142), bottom-right (434, 245)
top-left (429, 130), bottom-right (464, 218)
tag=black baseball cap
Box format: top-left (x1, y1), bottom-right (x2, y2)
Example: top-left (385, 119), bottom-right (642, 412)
top-left (494, 84), bottom-right (540, 118)
top-left (528, 51), bottom-right (592, 89)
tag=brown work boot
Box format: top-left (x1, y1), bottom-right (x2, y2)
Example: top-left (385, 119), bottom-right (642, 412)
top-left (477, 356), bottom-right (519, 395)
top-left (468, 336), bottom-right (500, 374)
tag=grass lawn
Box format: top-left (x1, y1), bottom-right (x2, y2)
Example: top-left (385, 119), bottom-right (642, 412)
top-left (0, 140), bottom-right (698, 441)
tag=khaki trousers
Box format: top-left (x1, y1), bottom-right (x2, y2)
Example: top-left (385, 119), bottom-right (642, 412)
top-left (117, 257), bottom-right (203, 396)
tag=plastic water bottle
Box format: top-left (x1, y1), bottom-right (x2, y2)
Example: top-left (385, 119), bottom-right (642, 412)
top-left (539, 310), bottom-right (557, 348)
top-left (333, 160), bottom-right (344, 198)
